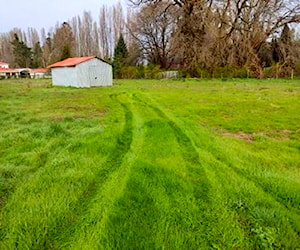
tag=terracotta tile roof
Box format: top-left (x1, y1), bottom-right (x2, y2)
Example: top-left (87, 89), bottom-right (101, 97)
top-left (31, 68), bottom-right (48, 73)
top-left (47, 56), bottom-right (96, 68)
top-left (0, 68), bottom-right (18, 73)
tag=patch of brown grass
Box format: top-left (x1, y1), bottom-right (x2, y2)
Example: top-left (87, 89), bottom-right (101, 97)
top-left (223, 132), bottom-right (254, 142)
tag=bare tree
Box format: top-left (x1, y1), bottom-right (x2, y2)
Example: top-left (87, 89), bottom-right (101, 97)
top-left (49, 22), bottom-right (75, 63)
top-left (26, 28), bottom-right (40, 48)
top-left (92, 21), bottom-right (100, 56)
top-left (81, 11), bottom-right (94, 56)
top-left (130, 1), bottom-right (177, 68)
top-left (129, 0), bottom-right (300, 76)
top-left (113, 3), bottom-right (125, 47)
top-left (99, 6), bottom-right (111, 59)
top-left (0, 32), bottom-right (14, 65)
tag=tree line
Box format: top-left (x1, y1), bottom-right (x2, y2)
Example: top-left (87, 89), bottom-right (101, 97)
top-left (0, 0), bottom-right (300, 78)
top-left (0, 4), bottom-right (133, 69)
top-left (130, 0), bottom-right (300, 78)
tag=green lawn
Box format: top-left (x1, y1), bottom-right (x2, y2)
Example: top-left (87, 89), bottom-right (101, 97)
top-left (0, 78), bottom-right (299, 249)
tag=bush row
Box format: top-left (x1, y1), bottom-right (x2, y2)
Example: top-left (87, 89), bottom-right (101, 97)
top-left (115, 64), bottom-right (300, 79)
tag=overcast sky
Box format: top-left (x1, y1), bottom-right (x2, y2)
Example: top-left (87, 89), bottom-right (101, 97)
top-left (0, 0), bottom-right (127, 33)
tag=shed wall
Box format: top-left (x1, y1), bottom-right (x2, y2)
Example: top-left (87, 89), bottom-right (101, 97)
top-left (76, 58), bottom-right (112, 87)
top-left (51, 67), bottom-right (78, 87)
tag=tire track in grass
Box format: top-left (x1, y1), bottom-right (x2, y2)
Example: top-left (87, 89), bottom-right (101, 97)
top-left (231, 164), bottom-right (300, 213)
top-left (147, 91), bottom-right (299, 217)
top-left (100, 96), bottom-right (215, 249)
top-left (195, 129), bottom-right (300, 214)
top-left (133, 94), bottom-right (300, 248)
top-left (49, 93), bottom-right (134, 246)
top-left (137, 96), bottom-right (217, 246)
top-left (175, 121), bottom-right (300, 247)
top-left (66, 94), bottom-right (148, 249)
top-left (133, 94), bottom-right (211, 211)
top-left (199, 138), bottom-right (300, 217)
top-left (202, 154), bottom-right (300, 248)
top-left (224, 162), bottom-right (300, 239)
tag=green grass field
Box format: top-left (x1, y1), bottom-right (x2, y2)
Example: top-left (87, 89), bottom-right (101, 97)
top-left (0, 78), bottom-right (299, 249)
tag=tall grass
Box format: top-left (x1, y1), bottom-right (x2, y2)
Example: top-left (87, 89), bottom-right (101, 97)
top-left (0, 78), bottom-right (299, 249)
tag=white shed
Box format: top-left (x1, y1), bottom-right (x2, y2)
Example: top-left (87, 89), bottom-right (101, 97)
top-left (48, 56), bottom-right (113, 87)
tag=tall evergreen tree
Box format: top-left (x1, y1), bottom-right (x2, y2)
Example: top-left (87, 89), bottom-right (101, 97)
top-left (60, 44), bottom-right (71, 61)
top-left (279, 24), bottom-right (295, 75)
top-left (113, 34), bottom-right (128, 78)
top-left (32, 41), bottom-right (43, 68)
top-left (11, 33), bottom-right (32, 68)
top-left (280, 24), bottom-right (292, 45)
top-left (271, 38), bottom-right (282, 63)
top-left (279, 24), bottom-right (293, 61)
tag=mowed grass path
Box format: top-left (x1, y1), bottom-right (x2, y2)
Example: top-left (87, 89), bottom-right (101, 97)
top-left (0, 78), bottom-right (299, 249)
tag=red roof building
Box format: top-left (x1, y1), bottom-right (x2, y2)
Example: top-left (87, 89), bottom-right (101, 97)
top-left (0, 68), bottom-right (17, 73)
top-left (30, 68), bottom-right (49, 78)
top-left (0, 68), bottom-right (21, 79)
top-left (47, 56), bottom-right (96, 68)
top-left (0, 68), bottom-right (48, 79)
top-left (0, 61), bottom-right (9, 69)
top-left (47, 56), bottom-right (112, 87)
top-left (30, 68), bottom-right (48, 74)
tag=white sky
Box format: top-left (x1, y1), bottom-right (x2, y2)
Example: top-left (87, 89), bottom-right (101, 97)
top-left (0, 0), bottom-right (127, 33)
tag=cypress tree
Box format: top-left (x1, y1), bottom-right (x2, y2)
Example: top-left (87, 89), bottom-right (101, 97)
top-left (280, 24), bottom-right (292, 45)
top-left (11, 33), bottom-right (32, 68)
top-left (271, 38), bottom-right (282, 63)
top-left (32, 41), bottom-right (43, 68)
top-left (60, 44), bottom-right (71, 61)
top-left (113, 34), bottom-right (128, 78)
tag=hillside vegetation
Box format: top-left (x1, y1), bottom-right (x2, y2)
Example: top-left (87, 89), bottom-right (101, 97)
top-left (0, 79), bottom-right (299, 249)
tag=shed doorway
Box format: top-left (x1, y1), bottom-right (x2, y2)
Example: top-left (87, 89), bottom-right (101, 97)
top-left (88, 65), bottom-right (101, 86)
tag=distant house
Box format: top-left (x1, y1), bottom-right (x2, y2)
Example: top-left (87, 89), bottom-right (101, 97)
top-left (47, 56), bottom-right (113, 87)
top-left (30, 68), bottom-right (48, 79)
top-left (0, 61), bottom-right (9, 69)
top-left (0, 61), bottom-right (48, 79)
top-left (0, 68), bottom-right (34, 79)
top-left (0, 68), bottom-right (18, 79)
top-left (16, 68), bottom-right (31, 78)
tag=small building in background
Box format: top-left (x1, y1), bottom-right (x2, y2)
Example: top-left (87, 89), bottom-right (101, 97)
top-left (0, 63), bottom-right (49, 79)
top-left (48, 56), bottom-right (113, 88)
top-left (0, 68), bottom-right (18, 79)
top-left (0, 61), bottom-right (9, 69)
top-left (16, 68), bottom-right (31, 78)
top-left (30, 68), bottom-right (49, 79)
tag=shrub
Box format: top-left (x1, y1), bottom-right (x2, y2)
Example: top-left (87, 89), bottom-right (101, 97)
top-left (196, 68), bottom-right (210, 78)
top-left (213, 67), bottom-right (234, 78)
top-left (120, 66), bottom-right (139, 79)
top-left (144, 64), bottom-right (161, 79)
top-left (136, 65), bottom-right (145, 79)
top-left (263, 63), bottom-right (295, 78)
top-left (233, 68), bottom-right (249, 78)
top-left (293, 61), bottom-right (300, 77)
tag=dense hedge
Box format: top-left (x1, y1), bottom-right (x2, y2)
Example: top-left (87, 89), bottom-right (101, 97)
top-left (114, 64), bottom-right (300, 79)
